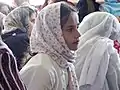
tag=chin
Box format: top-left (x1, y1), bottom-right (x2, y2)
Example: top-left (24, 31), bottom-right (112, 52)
top-left (70, 47), bottom-right (77, 51)
top-left (68, 44), bottom-right (78, 51)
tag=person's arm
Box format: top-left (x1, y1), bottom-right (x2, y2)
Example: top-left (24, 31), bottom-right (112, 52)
top-left (0, 49), bottom-right (26, 90)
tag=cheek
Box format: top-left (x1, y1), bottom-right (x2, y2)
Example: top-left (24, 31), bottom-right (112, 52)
top-left (63, 33), bottom-right (72, 45)
top-left (62, 32), bottom-right (68, 44)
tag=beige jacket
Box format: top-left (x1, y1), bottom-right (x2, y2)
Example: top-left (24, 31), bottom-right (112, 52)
top-left (20, 53), bottom-right (68, 90)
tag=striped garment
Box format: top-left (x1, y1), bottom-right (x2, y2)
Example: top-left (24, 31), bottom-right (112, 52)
top-left (0, 47), bottom-right (26, 90)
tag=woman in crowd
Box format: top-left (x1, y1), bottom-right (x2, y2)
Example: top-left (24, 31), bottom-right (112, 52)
top-left (20, 2), bottom-right (80, 90)
top-left (75, 12), bottom-right (120, 90)
top-left (41, 0), bottom-right (67, 9)
top-left (0, 14), bottom-right (26, 89)
top-left (2, 5), bottom-right (36, 70)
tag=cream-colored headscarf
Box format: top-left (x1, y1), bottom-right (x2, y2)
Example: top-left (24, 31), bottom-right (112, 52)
top-left (75, 12), bottom-right (120, 89)
top-left (3, 5), bottom-right (35, 34)
top-left (0, 12), bottom-right (6, 32)
top-left (14, 0), bottom-right (29, 6)
top-left (30, 2), bottom-right (78, 90)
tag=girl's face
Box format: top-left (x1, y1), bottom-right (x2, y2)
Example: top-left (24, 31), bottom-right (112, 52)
top-left (62, 12), bottom-right (81, 51)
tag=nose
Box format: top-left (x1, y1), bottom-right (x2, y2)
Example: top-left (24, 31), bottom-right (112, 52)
top-left (75, 29), bottom-right (81, 39)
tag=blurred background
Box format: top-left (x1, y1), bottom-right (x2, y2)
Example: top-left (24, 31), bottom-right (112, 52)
top-left (0, 0), bottom-right (79, 6)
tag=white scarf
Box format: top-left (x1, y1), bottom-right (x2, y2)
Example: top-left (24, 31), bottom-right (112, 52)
top-left (75, 12), bottom-right (120, 89)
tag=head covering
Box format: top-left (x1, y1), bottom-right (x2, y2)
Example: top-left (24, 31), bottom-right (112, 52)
top-left (3, 5), bottom-right (35, 34)
top-left (75, 12), bottom-right (120, 89)
top-left (99, 0), bottom-right (120, 16)
top-left (0, 2), bottom-right (12, 15)
top-left (30, 2), bottom-right (78, 90)
top-left (0, 12), bottom-right (6, 33)
top-left (76, 0), bottom-right (100, 22)
top-left (14, 0), bottom-right (30, 7)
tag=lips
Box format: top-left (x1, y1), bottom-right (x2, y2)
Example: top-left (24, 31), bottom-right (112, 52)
top-left (73, 40), bottom-right (79, 45)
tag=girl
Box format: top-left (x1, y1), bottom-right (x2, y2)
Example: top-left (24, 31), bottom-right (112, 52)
top-left (20, 2), bottom-right (80, 90)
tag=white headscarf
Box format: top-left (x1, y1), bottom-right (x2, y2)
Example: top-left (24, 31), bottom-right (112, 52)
top-left (3, 5), bottom-right (35, 34)
top-left (0, 12), bottom-right (6, 32)
top-left (30, 2), bottom-right (79, 90)
top-left (14, 0), bottom-right (29, 6)
top-left (75, 12), bottom-right (120, 89)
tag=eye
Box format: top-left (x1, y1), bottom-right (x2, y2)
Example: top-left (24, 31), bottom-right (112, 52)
top-left (67, 28), bottom-right (73, 32)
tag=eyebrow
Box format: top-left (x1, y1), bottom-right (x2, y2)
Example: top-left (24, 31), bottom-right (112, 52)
top-left (68, 23), bottom-right (79, 27)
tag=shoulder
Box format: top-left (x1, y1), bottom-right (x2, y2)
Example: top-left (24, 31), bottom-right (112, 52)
top-left (20, 53), bottom-right (56, 74)
top-left (20, 53), bottom-right (56, 89)
top-left (2, 28), bottom-right (28, 39)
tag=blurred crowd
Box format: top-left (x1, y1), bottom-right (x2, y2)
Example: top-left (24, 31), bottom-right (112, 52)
top-left (0, 0), bottom-right (120, 90)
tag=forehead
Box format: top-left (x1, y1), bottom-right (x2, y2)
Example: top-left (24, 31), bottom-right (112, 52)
top-left (64, 12), bottom-right (79, 27)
